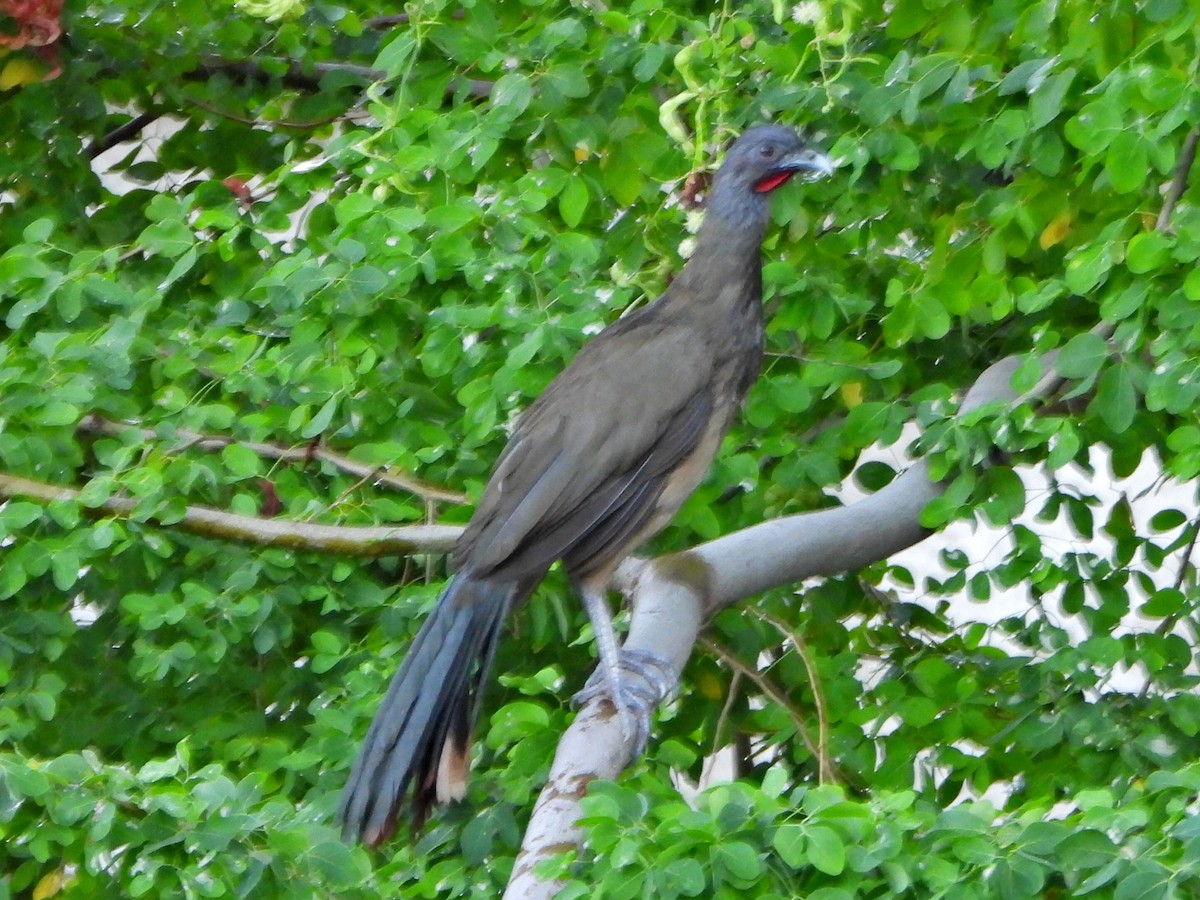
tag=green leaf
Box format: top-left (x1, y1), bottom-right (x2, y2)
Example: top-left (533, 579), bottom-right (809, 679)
top-left (1141, 587), bottom-right (1185, 617)
top-left (51, 547), bottom-right (81, 590)
top-left (1106, 131), bottom-right (1149, 194)
top-left (1030, 68), bottom-right (1076, 128)
top-left (772, 824), bottom-right (806, 868)
top-left (0, 501), bottom-right (43, 530)
top-left (1149, 508), bottom-right (1186, 531)
top-left (998, 57), bottom-right (1055, 95)
top-left (1077, 860), bottom-right (1124, 893)
top-left (543, 64), bottom-right (589, 99)
top-left (491, 73), bottom-right (533, 119)
top-left (300, 396), bottom-right (339, 439)
top-left (487, 700), bottom-right (549, 744)
top-left (5, 293), bottom-right (49, 328)
top-left (1075, 788), bottom-right (1114, 810)
top-left (1, 759), bottom-right (50, 798)
top-left (220, 443), bottom-right (260, 479)
top-left (1066, 99), bottom-right (1122, 153)
top-left (306, 839), bottom-right (369, 888)
top-left (138, 219), bottom-right (194, 258)
top-left (559, 177), bottom-right (588, 228)
top-left (1126, 232), bottom-right (1170, 273)
top-left (1093, 363), bottom-right (1137, 432)
top-left (37, 401), bottom-right (80, 426)
top-left (311, 630), bottom-right (343, 655)
top-left (1055, 332), bottom-right (1109, 380)
top-left (138, 756), bottom-right (182, 781)
top-left (1065, 243), bottom-right (1115, 294)
top-left (374, 32), bottom-right (417, 78)
top-left (714, 841), bottom-right (764, 884)
top-left (856, 460), bottom-right (896, 491)
top-left (661, 859), bottom-right (705, 896)
top-left (23, 217), bottom-right (54, 242)
top-left (805, 825), bottom-right (846, 876)
top-left (1114, 867), bottom-right (1171, 900)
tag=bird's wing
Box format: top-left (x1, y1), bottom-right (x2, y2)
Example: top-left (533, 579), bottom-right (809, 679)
top-left (456, 316), bottom-right (716, 579)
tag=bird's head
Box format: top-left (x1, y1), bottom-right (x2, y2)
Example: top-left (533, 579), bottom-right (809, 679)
top-left (702, 124), bottom-right (832, 240)
top-left (717, 124), bottom-right (833, 193)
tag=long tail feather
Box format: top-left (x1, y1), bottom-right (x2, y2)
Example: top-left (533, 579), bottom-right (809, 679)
top-left (338, 575), bottom-right (514, 845)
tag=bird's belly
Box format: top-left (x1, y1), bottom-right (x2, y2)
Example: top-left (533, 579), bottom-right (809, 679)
top-left (637, 414), bottom-right (727, 544)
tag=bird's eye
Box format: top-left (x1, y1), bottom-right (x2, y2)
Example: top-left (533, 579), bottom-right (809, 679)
top-left (759, 145), bottom-right (777, 158)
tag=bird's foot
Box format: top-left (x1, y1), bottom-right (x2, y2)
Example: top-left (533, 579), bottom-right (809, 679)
top-left (572, 648), bottom-right (676, 754)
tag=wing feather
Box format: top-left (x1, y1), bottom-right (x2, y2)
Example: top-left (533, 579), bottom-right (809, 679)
top-left (456, 317), bottom-right (714, 579)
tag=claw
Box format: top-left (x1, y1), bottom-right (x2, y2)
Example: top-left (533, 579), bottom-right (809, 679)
top-left (572, 647), bottom-right (676, 754)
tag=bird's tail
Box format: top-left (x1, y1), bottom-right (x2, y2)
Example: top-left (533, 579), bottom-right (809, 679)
top-left (338, 574), bottom-right (515, 846)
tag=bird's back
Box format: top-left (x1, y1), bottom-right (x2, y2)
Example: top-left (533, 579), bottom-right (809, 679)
top-left (454, 259), bottom-right (765, 585)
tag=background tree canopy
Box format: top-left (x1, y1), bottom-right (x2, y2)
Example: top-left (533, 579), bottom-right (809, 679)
top-left (3, 0), bottom-right (1200, 896)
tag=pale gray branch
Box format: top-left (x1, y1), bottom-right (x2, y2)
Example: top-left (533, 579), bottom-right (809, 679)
top-left (504, 352), bottom-right (1046, 898)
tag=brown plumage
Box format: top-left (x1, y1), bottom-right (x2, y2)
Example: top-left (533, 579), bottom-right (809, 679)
top-left (339, 124), bottom-right (832, 846)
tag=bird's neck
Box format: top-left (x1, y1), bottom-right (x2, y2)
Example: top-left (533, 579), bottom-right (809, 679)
top-left (664, 213), bottom-right (767, 331)
top-left (691, 185), bottom-right (771, 259)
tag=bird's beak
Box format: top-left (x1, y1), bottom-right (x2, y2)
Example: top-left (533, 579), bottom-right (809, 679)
top-left (778, 147), bottom-right (835, 182)
top-left (754, 147), bottom-right (835, 193)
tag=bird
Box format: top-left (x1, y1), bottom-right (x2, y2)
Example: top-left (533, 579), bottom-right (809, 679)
top-left (339, 124), bottom-right (833, 846)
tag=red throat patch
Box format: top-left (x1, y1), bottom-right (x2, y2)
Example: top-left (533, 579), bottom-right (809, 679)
top-left (754, 171), bottom-right (795, 193)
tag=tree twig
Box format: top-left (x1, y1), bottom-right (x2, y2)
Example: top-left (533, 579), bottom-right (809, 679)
top-left (699, 636), bottom-right (822, 762)
top-left (193, 55), bottom-right (385, 91)
top-left (705, 668), bottom-right (742, 778)
top-left (0, 471), bottom-right (460, 557)
top-left (1154, 515), bottom-right (1200, 639)
top-left (86, 111), bottom-right (162, 159)
top-left (188, 55), bottom-right (493, 100)
top-left (76, 414), bottom-right (466, 505)
top-left (363, 9), bottom-right (465, 28)
top-left (183, 96), bottom-right (345, 131)
top-left (1156, 127), bottom-right (1199, 231)
top-left (749, 607), bottom-right (838, 786)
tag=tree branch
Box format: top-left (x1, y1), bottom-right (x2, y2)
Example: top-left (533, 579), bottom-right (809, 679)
top-left (749, 607), bottom-right (837, 786)
top-left (698, 635), bottom-right (823, 763)
top-left (503, 351), bottom-right (1053, 899)
top-left (0, 471), bottom-right (460, 557)
top-left (189, 55), bottom-right (493, 100)
top-left (76, 414), bottom-right (467, 505)
top-left (193, 55), bottom-right (386, 91)
top-left (363, 9), bottom-right (465, 29)
top-left (86, 111), bottom-right (162, 159)
top-left (1157, 127), bottom-right (1199, 231)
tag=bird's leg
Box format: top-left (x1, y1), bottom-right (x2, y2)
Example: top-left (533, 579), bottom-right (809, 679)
top-left (573, 586), bottom-right (676, 753)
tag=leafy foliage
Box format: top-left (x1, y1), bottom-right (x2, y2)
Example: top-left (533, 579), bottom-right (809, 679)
top-left (2, 0), bottom-right (1200, 896)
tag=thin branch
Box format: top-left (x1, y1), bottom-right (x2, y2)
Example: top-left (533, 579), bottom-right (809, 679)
top-left (749, 608), bottom-right (838, 786)
top-left (183, 96), bottom-right (344, 131)
top-left (446, 77), bottom-right (495, 100)
top-left (699, 636), bottom-right (822, 762)
top-left (364, 9), bottom-right (465, 28)
top-left (1171, 517), bottom-right (1199, 595)
top-left (189, 55), bottom-right (493, 100)
top-left (1156, 127), bottom-right (1199, 231)
top-left (0, 471), bottom-right (460, 557)
top-left (76, 414), bottom-right (466, 505)
top-left (706, 669), bottom-right (742, 773)
top-left (1154, 515), bottom-right (1200, 638)
top-left (86, 111), bottom-right (162, 160)
top-left (193, 55), bottom-right (385, 91)
top-left (363, 12), bottom-right (411, 28)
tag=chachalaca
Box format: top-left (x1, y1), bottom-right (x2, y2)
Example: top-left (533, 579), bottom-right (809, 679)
top-left (339, 124), bottom-right (832, 846)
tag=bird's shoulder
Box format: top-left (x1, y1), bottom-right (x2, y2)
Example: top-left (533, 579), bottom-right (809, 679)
top-left (531, 301), bottom-right (713, 415)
